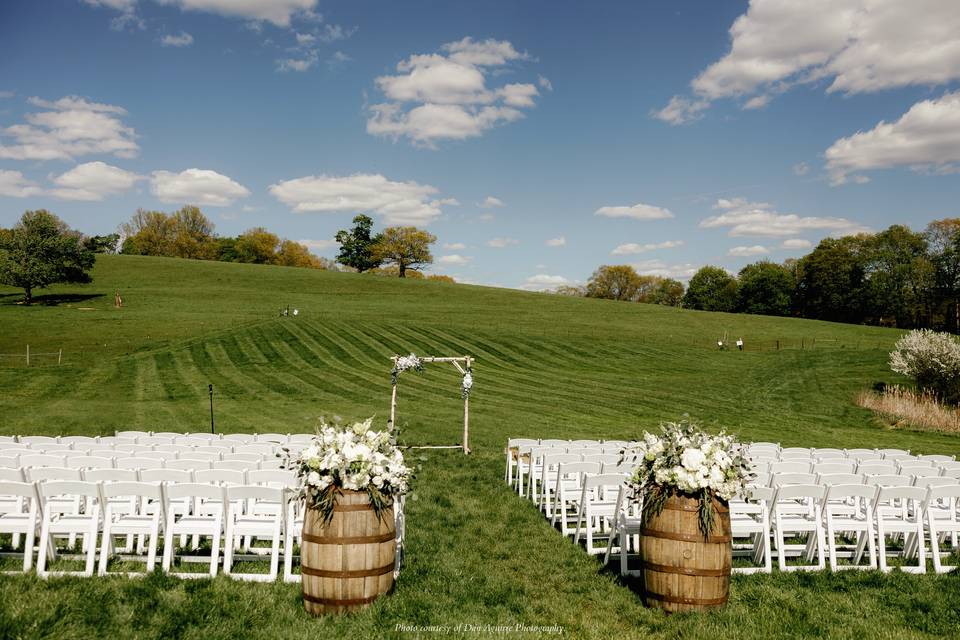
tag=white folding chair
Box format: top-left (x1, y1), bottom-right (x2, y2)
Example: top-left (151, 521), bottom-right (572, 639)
top-left (213, 460), bottom-right (255, 473)
top-left (857, 461), bottom-right (896, 475)
top-left (919, 454), bottom-right (955, 464)
top-left (98, 481), bottom-right (164, 575)
top-left (84, 468), bottom-right (138, 482)
top-left (603, 484), bottom-right (642, 575)
top-left (874, 485), bottom-right (926, 573)
top-left (925, 484), bottom-right (960, 573)
top-left (27, 467), bottom-right (82, 482)
top-left (19, 436), bottom-right (60, 446)
top-left (19, 454), bottom-right (65, 469)
top-left (813, 448), bottom-right (845, 458)
top-left (60, 437), bottom-right (98, 447)
top-left (235, 444), bottom-right (276, 457)
top-left (115, 444), bottom-right (153, 455)
top-left (255, 433), bottom-right (288, 444)
top-left (162, 483), bottom-right (226, 578)
top-left (223, 453), bottom-right (262, 464)
top-left (36, 480), bottom-right (101, 577)
top-left (165, 459), bottom-right (212, 472)
top-left (879, 449), bottom-right (911, 458)
top-left (65, 456), bottom-right (114, 470)
top-left (286, 434), bottom-right (314, 445)
top-left (116, 457), bottom-right (157, 471)
top-left (223, 485), bottom-right (284, 582)
top-left (222, 434), bottom-right (256, 444)
top-left (174, 437), bottom-right (208, 447)
top-left (730, 485), bottom-right (773, 574)
top-left (505, 438), bottom-right (537, 486)
top-left (0, 456), bottom-right (19, 469)
top-left (524, 447), bottom-right (565, 501)
top-left (0, 481), bottom-right (40, 572)
top-left (772, 484), bottom-right (826, 572)
top-left (195, 469), bottom-right (246, 486)
top-left (822, 484), bottom-right (876, 571)
top-left (813, 461), bottom-right (857, 475)
top-left (116, 430), bottom-right (149, 441)
top-left (283, 489), bottom-right (304, 583)
top-left (845, 448), bottom-right (877, 457)
top-left (771, 461), bottom-right (812, 474)
top-left (552, 461), bottom-right (600, 535)
top-left (538, 453), bottom-right (581, 514)
top-left (573, 474), bottom-right (624, 555)
top-left (248, 469), bottom-right (296, 488)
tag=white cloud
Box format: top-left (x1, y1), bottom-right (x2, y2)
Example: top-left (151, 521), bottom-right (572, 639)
top-left (478, 213), bottom-right (495, 222)
top-left (160, 31), bottom-right (194, 47)
top-left (0, 95), bottom-right (138, 161)
top-left (277, 50), bottom-right (319, 72)
top-left (659, 0), bottom-right (960, 118)
top-left (727, 245), bottom-right (770, 257)
top-left (269, 173), bottom-right (451, 225)
top-left (367, 37), bottom-right (539, 146)
top-left (327, 51), bottom-right (352, 69)
top-left (781, 238), bottom-right (813, 250)
top-left (298, 238), bottom-right (338, 252)
top-left (0, 170), bottom-right (43, 198)
top-left (49, 161), bottom-right (142, 200)
top-left (538, 75), bottom-right (553, 91)
top-left (632, 259), bottom-right (700, 280)
top-left (479, 196), bottom-right (504, 208)
top-left (611, 240), bottom-right (683, 255)
top-left (318, 23), bottom-right (356, 43)
top-left (792, 162), bottom-right (810, 176)
top-left (594, 202), bottom-right (674, 220)
top-left (151, 168), bottom-right (250, 206)
top-left (0, 91), bottom-right (14, 99)
top-left (701, 197), bottom-right (867, 237)
top-left (443, 242), bottom-right (466, 250)
top-left (651, 95), bottom-right (709, 125)
top-left (546, 236), bottom-right (566, 247)
top-left (158, 1), bottom-right (317, 27)
top-left (825, 91), bottom-right (960, 184)
top-left (520, 274), bottom-right (572, 291)
top-left (437, 254), bottom-right (471, 266)
top-left (487, 237), bottom-right (518, 248)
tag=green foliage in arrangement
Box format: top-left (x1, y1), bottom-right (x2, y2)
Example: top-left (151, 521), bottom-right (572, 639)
top-left (1, 255), bottom-right (960, 638)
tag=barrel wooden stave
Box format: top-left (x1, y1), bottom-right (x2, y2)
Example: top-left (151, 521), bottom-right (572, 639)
top-left (301, 489), bottom-right (396, 615)
top-left (639, 495), bottom-right (731, 613)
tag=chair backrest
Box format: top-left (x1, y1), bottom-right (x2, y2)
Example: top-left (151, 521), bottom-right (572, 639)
top-left (255, 433), bottom-right (288, 444)
top-left (749, 472), bottom-right (770, 487)
top-left (140, 468), bottom-right (192, 484)
top-left (287, 434), bottom-right (314, 444)
top-left (151, 445), bottom-right (182, 454)
top-left (744, 485), bottom-right (775, 502)
top-left (774, 484), bottom-right (826, 501)
top-left (824, 483), bottom-right (875, 502)
top-left (544, 453), bottom-right (581, 467)
top-left (88, 449), bottom-right (118, 458)
top-left (83, 468), bottom-right (138, 482)
top-left (874, 485), bottom-right (926, 505)
top-left (140, 436), bottom-right (175, 446)
top-left (37, 444), bottom-right (75, 453)
top-left (212, 459), bottom-right (254, 472)
top-left (223, 453), bottom-right (261, 463)
top-left (0, 456), bottom-right (19, 469)
top-left (817, 473), bottom-right (863, 486)
top-left (184, 433), bottom-right (221, 442)
top-left (0, 468), bottom-right (25, 482)
top-left (136, 451), bottom-right (170, 461)
top-left (908, 468), bottom-right (944, 479)
top-left (567, 447), bottom-right (603, 456)
top-left (566, 439), bottom-right (597, 447)
top-left (942, 468), bottom-right (960, 479)
top-left (222, 434), bottom-right (256, 444)
top-left (771, 473), bottom-right (817, 487)
top-left (151, 431), bottom-right (184, 439)
top-left (813, 448), bottom-right (845, 458)
top-left (867, 474), bottom-right (912, 487)
top-left (770, 461), bottom-right (811, 474)
top-left (582, 473), bottom-right (625, 491)
top-left (0, 480), bottom-right (38, 500)
top-left (879, 449), bottom-right (911, 458)
top-left (234, 444), bottom-right (275, 456)
top-left (780, 447), bottom-right (812, 456)
top-left (194, 468), bottom-right (246, 485)
top-left (115, 457), bottom-right (158, 470)
top-left (114, 444), bottom-right (153, 454)
top-left (918, 454), bottom-right (955, 463)
top-left (849, 452), bottom-right (883, 462)
top-left (180, 451), bottom-right (220, 462)
top-left (116, 430), bottom-right (149, 440)
top-left (601, 462), bottom-right (635, 475)
top-left (164, 459), bottom-right (212, 471)
top-left (557, 461), bottom-right (601, 476)
top-left (247, 469), bottom-right (296, 488)
top-left (19, 454), bottom-right (65, 468)
top-left (39, 480), bottom-right (100, 499)
top-left (927, 483), bottom-right (960, 501)
top-left (225, 484), bottom-right (283, 503)
top-left (582, 454), bottom-right (619, 464)
top-left (844, 448), bottom-right (876, 456)
top-left (163, 482), bottom-right (225, 501)
top-left (174, 437), bottom-right (208, 447)
top-left (27, 467), bottom-right (83, 482)
top-left (20, 436), bottom-right (59, 445)
top-left (813, 462), bottom-right (856, 475)
top-left (857, 462), bottom-right (896, 475)
top-left (101, 481), bottom-right (163, 500)
top-left (195, 445), bottom-right (231, 455)
top-left (60, 436), bottom-right (98, 446)
top-left (913, 476), bottom-right (959, 489)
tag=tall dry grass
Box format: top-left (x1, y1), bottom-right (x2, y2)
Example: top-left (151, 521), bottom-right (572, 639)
top-left (857, 385), bottom-right (960, 433)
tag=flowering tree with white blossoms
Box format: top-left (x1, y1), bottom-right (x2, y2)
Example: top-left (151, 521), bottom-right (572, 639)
top-left (622, 419), bottom-right (752, 538)
top-left (889, 329), bottom-right (960, 404)
top-left (283, 418), bottom-right (412, 525)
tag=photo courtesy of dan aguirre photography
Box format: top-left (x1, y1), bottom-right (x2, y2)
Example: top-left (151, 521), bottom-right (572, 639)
top-left (2, 1), bottom-right (960, 638)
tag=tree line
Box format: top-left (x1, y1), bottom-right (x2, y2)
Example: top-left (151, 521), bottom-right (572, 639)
top-left (574, 219), bottom-right (960, 332)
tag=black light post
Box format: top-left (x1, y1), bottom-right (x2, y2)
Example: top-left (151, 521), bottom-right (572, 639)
top-left (209, 383), bottom-right (215, 434)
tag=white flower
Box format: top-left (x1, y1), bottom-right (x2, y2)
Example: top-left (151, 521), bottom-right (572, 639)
top-left (681, 448), bottom-right (706, 471)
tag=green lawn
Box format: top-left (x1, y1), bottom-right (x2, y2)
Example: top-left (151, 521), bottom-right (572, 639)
top-left (1, 255), bottom-right (959, 639)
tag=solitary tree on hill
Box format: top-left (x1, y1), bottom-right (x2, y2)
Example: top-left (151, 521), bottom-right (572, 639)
top-left (0, 210), bottom-right (95, 304)
top-left (683, 266), bottom-right (738, 312)
top-left (372, 226), bottom-right (436, 277)
top-left (586, 265), bottom-right (644, 301)
top-left (335, 214), bottom-right (382, 272)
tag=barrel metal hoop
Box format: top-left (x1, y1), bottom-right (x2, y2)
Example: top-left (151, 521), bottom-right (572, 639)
top-left (644, 591), bottom-right (728, 606)
top-left (303, 593), bottom-right (380, 607)
top-left (640, 560), bottom-right (729, 577)
top-left (301, 562), bottom-right (395, 578)
top-left (662, 502), bottom-right (729, 514)
top-left (640, 527), bottom-right (731, 543)
top-left (332, 504), bottom-right (374, 512)
top-left (302, 531), bottom-right (396, 545)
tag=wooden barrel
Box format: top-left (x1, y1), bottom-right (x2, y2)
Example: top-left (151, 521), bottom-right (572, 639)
top-left (639, 495), bottom-right (731, 613)
top-left (301, 490), bottom-right (396, 615)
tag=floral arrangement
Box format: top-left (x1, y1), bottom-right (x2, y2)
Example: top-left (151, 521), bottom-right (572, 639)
top-left (461, 368), bottom-right (473, 399)
top-left (391, 353), bottom-right (423, 386)
top-left (283, 418), bottom-right (412, 524)
top-left (621, 419), bottom-right (751, 538)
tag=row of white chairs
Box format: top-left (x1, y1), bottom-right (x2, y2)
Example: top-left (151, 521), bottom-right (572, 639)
top-left (506, 439), bottom-right (960, 576)
top-left (0, 478), bottom-right (404, 583)
top-left (0, 433), bottom-right (315, 446)
top-left (747, 443), bottom-right (955, 463)
top-left (1, 443), bottom-right (282, 455)
top-left (753, 460), bottom-right (960, 478)
top-left (505, 439), bottom-right (633, 497)
top-left (0, 454), bottom-right (285, 472)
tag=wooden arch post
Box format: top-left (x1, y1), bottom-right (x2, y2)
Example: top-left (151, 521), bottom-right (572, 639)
top-left (389, 355), bottom-right (474, 454)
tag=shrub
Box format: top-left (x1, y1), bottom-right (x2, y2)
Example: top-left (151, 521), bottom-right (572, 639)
top-left (889, 329), bottom-right (960, 404)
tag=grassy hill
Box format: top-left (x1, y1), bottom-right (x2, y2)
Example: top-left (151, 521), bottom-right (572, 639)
top-left (1, 255), bottom-right (959, 640)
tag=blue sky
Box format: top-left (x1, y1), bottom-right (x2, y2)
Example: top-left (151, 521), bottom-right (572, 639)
top-left (2, 0), bottom-right (959, 290)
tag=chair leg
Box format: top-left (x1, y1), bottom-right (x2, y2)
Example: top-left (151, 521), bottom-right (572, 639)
top-left (22, 521), bottom-right (36, 572)
top-left (36, 516), bottom-right (52, 577)
top-left (146, 529), bottom-right (158, 573)
top-left (223, 519), bottom-right (234, 576)
top-left (98, 520), bottom-right (113, 576)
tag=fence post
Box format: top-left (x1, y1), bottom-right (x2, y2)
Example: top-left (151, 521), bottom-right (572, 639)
top-left (776, 340), bottom-right (780, 351)
top-left (26, 344), bottom-right (29, 366)
top-left (58, 349), bottom-right (62, 365)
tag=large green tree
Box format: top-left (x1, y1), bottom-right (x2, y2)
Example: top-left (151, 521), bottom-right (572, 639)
top-left (925, 218), bottom-right (960, 332)
top-left (335, 214), bottom-right (382, 272)
top-left (0, 210), bottom-right (95, 303)
top-left (683, 266), bottom-right (738, 312)
top-left (794, 236), bottom-right (869, 323)
top-left (371, 226), bottom-right (436, 277)
top-left (586, 265), bottom-right (645, 301)
top-left (649, 278), bottom-right (685, 307)
top-left (864, 225), bottom-right (931, 328)
top-left (736, 261), bottom-right (794, 316)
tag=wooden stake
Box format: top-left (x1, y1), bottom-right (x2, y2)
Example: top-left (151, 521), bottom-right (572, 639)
top-left (26, 344), bottom-right (29, 367)
top-left (58, 349), bottom-right (62, 365)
